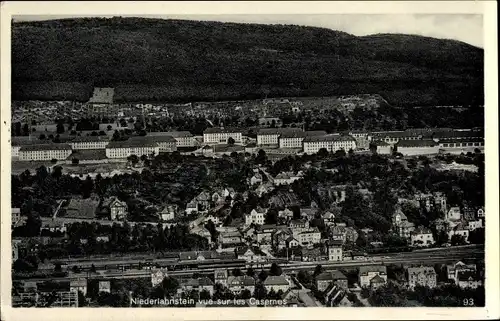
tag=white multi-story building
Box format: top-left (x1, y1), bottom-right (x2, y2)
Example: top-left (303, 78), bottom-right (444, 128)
top-left (129, 135), bottom-right (177, 153)
top-left (358, 266), bottom-right (387, 288)
top-left (70, 136), bottom-right (109, 150)
top-left (410, 227), bottom-right (435, 247)
top-left (278, 130), bottom-right (327, 149)
top-left (147, 131), bottom-right (195, 147)
top-left (328, 240), bottom-right (343, 261)
top-left (303, 135), bottom-right (356, 154)
top-left (203, 128), bottom-right (242, 145)
top-left (298, 228), bottom-right (321, 246)
top-left (105, 139), bottom-right (159, 159)
top-left (257, 128), bottom-right (303, 146)
top-left (19, 143), bottom-right (73, 161)
top-left (407, 266), bottom-right (437, 289)
top-left (245, 208), bottom-right (266, 226)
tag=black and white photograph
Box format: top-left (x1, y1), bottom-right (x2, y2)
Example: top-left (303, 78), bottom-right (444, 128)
top-left (1, 1), bottom-right (498, 320)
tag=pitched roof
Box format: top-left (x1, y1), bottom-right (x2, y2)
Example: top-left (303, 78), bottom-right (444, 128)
top-left (147, 131), bottom-right (193, 138)
top-left (263, 275), bottom-right (289, 286)
top-left (370, 275), bottom-right (386, 284)
top-left (107, 139), bottom-right (158, 148)
top-left (130, 135), bottom-right (176, 143)
top-left (359, 265), bottom-right (387, 275)
top-left (408, 266), bottom-right (436, 275)
top-left (303, 134), bottom-right (355, 143)
top-left (67, 149), bottom-right (107, 161)
top-left (457, 271), bottom-right (480, 282)
top-left (71, 136), bottom-right (110, 143)
top-left (204, 127), bottom-right (242, 134)
top-left (227, 276), bottom-right (255, 286)
top-left (316, 270), bottom-right (347, 281)
top-left (397, 139), bottom-right (438, 147)
top-left (257, 128), bottom-right (303, 136)
top-left (19, 143), bottom-right (72, 151)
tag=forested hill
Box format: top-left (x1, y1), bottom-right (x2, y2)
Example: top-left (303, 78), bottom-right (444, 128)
top-left (12, 17), bottom-right (484, 106)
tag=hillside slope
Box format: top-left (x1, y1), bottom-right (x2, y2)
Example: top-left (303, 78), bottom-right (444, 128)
top-left (11, 17), bottom-right (484, 106)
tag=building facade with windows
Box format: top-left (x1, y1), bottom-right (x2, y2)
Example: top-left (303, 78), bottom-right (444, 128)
top-left (19, 144), bottom-right (73, 161)
top-left (303, 135), bottom-right (356, 154)
top-left (105, 140), bottom-right (160, 159)
top-left (203, 128), bottom-right (242, 145)
top-left (70, 136), bottom-right (110, 150)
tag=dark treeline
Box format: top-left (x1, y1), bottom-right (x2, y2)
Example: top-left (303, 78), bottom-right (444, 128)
top-left (12, 17), bottom-right (483, 106)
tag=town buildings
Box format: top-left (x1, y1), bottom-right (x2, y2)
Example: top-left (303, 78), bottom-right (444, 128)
top-left (19, 143), bottom-right (73, 161)
top-left (203, 128), bottom-right (242, 145)
top-left (70, 136), bottom-right (110, 150)
top-left (407, 266), bottom-right (437, 289)
top-left (410, 227), bottom-right (435, 247)
top-left (359, 266), bottom-right (387, 288)
top-left (316, 271), bottom-right (348, 291)
top-left (302, 134), bottom-right (357, 154)
top-left (263, 275), bottom-right (290, 292)
top-left (245, 208), bottom-right (266, 226)
top-left (106, 139), bottom-right (160, 159)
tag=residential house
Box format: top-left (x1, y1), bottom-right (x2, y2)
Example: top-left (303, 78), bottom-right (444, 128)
top-left (263, 275), bottom-right (290, 293)
top-left (195, 191), bottom-right (212, 210)
top-left (447, 207), bottom-right (462, 222)
top-left (369, 275), bottom-right (387, 290)
top-left (392, 207), bottom-right (415, 239)
top-left (300, 207), bottom-right (318, 220)
top-left (211, 192), bottom-right (224, 205)
top-left (236, 246), bottom-right (267, 264)
top-left (407, 266), bottom-right (437, 289)
top-left (98, 281), bottom-right (111, 294)
top-left (250, 173), bottom-right (263, 186)
top-left (286, 236), bottom-right (300, 249)
top-left (203, 215), bottom-right (222, 227)
top-left (227, 276), bottom-right (256, 294)
top-left (322, 212), bottom-right (335, 227)
top-left (289, 219), bottom-right (310, 236)
top-left (12, 208), bottom-right (21, 225)
top-left (70, 279), bottom-right (87, 296)
top-left (245, 208), bottom-right (266, 226)
top-left (448, 224), bottom-right (470, 243)
top-left (159, 205), bottom-right (177, 222)
top-left (273, 228), bottom-right (293, 250)
top-left (447, 261), bottom-right (477, 282)
top-left (477, 207), bottom-right (485, 219)
top-left (255, 183), bottom-right (274, 197)
top-left (278, 208), bottom-right (294, 219)
top-left (316, 270), bottom-right (348, 291)
top-left (102, 197), bottom-right (128, 220)
top-left (214, 269), bottom-right (229, 287)
top-left (410, 227), bottom-right (435, 247)
top-left (218, 230), bottom-right (243, 247)
top-left (359, 266), bottom-right (387, 288)
top-left (456, 271), bottom-right (482, 289)
top-left (185, 201), bottom-right (199, 215)
top-left (327, 240), bottom-right (344, 262)
top-left (255, 225), bottom-right (277, 243)
top-left (191, 226), bottom-right (212, 243)
top-left (178, 277), bottom-right (215, 296)
top-left (298, 228), bottom-right (321, 247)
top-left (468, 219), bottom-right (483, 231)
top-left (274, 173), bottom-right (291, 186)
top-left (41, 220), bottom-right (67, 234)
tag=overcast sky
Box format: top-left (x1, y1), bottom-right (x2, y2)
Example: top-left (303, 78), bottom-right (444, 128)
top-left (14, 14), bottom-right (484, 48)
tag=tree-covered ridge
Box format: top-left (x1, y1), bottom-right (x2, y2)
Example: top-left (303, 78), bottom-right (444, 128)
top-left (12, 17), bottom-right (483, 106)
